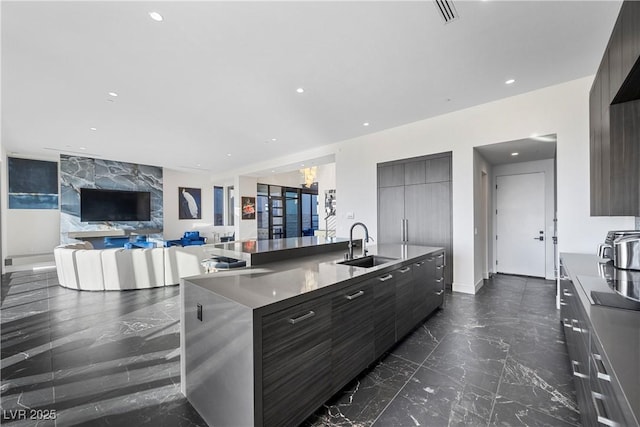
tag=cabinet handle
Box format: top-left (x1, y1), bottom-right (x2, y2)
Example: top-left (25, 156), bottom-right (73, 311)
top-left (435, 290), bottom-right (444, 296)
top-left (437, 253), bottom-right (444, 258)
top-left (563, 288), bottom-right (573, 297)
top-left (562, 318), bottom-right (571, 328)
top-left (378, 274), bottom-right (393, 282)
top-left (560, 298), bottom-right (567, 306)
top-left (345, 290), bottom-right (364, 300)
top-left (399, 267), bottom-right (411, 273)
top-left (288, 310), bottom-right (315, 325)
top-left (436, 265), bottom-right (444, 270)
top-left (415, 261), bottom-right (425, 266)
top-left (436, 278), bottom-right (444, 283)
top-left (592, 392), bottom-right (618, 427)
top-left (592, 353), bottom-right (611, 382)
top-left (572, 319), bottom-right (583, 333)
top-left (571, 360), bottom-right (588, 379)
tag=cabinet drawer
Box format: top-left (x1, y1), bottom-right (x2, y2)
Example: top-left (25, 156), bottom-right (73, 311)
top-left (413, 259), bottom-right (429, 322)
top-left (262, 297), bottom-right (331, 359)
top-left (589, 340), bottom-right (632, 427)
top-left (373, 271), bottom-right (396, 359)
top-left (262, 297), bottom-right (332, 427)
top-left (395, 264), bottom-right (414, 339)
top-left (332, 281), bottom-right (374, 392)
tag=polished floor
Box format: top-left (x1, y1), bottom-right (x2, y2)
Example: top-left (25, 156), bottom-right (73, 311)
top-left (0, 269), bottom-right (577, 426)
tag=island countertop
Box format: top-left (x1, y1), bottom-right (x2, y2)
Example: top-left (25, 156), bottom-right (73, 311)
top-left (184, 243), bottom-right (442, 312)
top-left (209, 236), bottom-right (354, 265)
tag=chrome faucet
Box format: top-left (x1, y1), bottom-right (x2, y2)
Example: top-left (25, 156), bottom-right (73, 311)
top-left (348, 222), bottom-right (370, 260)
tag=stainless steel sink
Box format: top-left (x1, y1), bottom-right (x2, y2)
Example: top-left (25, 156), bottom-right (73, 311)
top-left (337, 255), bottom-right (398, 268)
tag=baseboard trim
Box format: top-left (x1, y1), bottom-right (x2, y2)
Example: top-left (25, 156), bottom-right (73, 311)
top-left (452, 282), bottom-right (474, 294)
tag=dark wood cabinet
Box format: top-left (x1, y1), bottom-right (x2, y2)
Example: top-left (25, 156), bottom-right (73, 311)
top-left (378, 152), bottom-right (453, 285)
top-left (559, 260), bottom-right (639, 427)
top-left (590, 0), bottom-right (640, 216)
top-left (241, 251), bottom-right (449, 427)
top-left (559, 279), bottom-right (594, 426)
top-left (262, 297), bottom-right (332, 427)
top-left (331, 281), bottom-right (374, 393)
top-left (372, 271), bottom-right (397, 359)
top-left (395, 264), bottom-right (415, 340)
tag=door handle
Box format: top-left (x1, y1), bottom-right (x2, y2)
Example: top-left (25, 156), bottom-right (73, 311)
top-left (533, 236), bottom-right (544, 241)
top-left (404, 219), bottom-right (409, 242)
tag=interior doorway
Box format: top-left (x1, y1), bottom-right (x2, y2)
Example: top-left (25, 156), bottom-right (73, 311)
top-left (474, 134), bottom-right (557, 283)
top-left (481, 171), bottom-right (489, 279)
top-left (496, 172), bottom-right (546, 277)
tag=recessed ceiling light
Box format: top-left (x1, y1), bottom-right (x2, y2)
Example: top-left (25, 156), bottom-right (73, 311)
top-left (511, 152), bottom-right (519, 156)
top-left (90, 127), bottom-right (97, 131)
top-left (227, 153), bottom-right (232, 157)
top-left (363, 122), bottom-right (370, 127)
top-left (271, 138), bottom-right (277, 142)
top-left (505, 79), bottom-right (515, 85)
top-left (197, 164), bottom-right (201, 167)
top-left (149, 12), bottom-right (163, 22)
top-left (108, 92), bottom-right (118, 97)
top-left (79, 147), bottom-right (87, 150)
top-left (296, 88), bottom-right (304, 94)
top-left (271, 170), bottom-right (276, 173)
top-left (301, 163), bottom-right (305, 167)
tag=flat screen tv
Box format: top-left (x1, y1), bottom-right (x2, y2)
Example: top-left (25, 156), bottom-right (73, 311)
top-left (80, 188), bottom-right (151, 222)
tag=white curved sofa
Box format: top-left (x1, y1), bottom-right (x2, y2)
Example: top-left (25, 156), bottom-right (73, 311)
top-left (54, 243), bottom-right (213, 291)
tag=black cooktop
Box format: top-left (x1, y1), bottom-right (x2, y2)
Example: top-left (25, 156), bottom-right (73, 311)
top-left (577, 274), bottom-right (640, 311)
top-left (591, 291), bottom-right (640, 311)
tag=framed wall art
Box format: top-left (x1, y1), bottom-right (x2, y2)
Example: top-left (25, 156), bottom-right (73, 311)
top-left (179, 187), bottom-right (202, 219)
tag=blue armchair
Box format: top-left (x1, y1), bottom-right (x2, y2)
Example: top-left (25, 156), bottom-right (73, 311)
top-left (164, 231), bottom-right (206, 247)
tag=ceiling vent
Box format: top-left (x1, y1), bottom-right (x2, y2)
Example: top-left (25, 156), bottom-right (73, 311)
top-left (434, 0), bottom-right (459, 24)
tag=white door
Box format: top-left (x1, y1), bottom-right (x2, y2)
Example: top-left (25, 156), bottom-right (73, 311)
top-left (496, 172), bottom-right (545, 277)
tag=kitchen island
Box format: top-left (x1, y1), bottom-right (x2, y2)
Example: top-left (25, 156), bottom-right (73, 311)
top-left (180, 243), bottom-right (445, 427)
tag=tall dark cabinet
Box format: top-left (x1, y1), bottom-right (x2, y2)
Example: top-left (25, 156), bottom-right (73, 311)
top-left (590, 0), bottom-right (640, 216)
top-left (377, 152), bottom-right (453, 285)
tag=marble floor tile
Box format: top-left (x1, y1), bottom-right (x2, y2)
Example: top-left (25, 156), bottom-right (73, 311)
top-left (490, 395), bottom-right (578, 426)
top-left (497, 355), bottom-right (579, 425)
top-left (422, 331), bottom-right (510, 394)
top-left (305, 355), bottom-right (419, 426)
top-left (373, 365), bottom-right (494, 427)
top-left (1, 270), bottom-right (576, 427)
top-left (390, 316), bottom-right (450, 364)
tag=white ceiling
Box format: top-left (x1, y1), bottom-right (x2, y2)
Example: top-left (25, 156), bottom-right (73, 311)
top-left (1, 1), bottom-right (622, 176)
top-left (475, 134), bottom-right (556, 165)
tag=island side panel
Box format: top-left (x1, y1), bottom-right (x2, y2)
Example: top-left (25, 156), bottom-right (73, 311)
top-left (182, 280), bottom-right (255, 426)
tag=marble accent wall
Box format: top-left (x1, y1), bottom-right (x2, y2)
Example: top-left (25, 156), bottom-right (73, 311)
top-left (60, 155), bottom-right (163, 243)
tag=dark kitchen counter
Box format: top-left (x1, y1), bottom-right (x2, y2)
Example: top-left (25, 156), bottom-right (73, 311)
top-left (184, 243), bottom-right (441, 313)
top-left (560, 253), bottom-right (640, 425)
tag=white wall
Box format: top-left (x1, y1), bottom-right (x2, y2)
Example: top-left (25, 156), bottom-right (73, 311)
top-left (492, 159), bottom-right (556, 281)
top-left (257, 170), bottom-right (302, 188)
top-left (333, 77), bottom-right (634, 294)
top-left (162, 168), bottom-right (234, 241)
top-left (2, 154), bottom-right (60, 259)
top-left (235, 175), bottom-right (258, 240)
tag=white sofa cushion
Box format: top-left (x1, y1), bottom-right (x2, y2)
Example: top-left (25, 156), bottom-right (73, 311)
top-left (131, 248), bottom-right (165, 288)
top-left (54, 246), bottom-right (80, 289)
top-left (101, 248), bottom-right (136, 290)
top-left (164, 245), bottom-right (209, 286)
top-left (75, 249), bottom-right (105, 291)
